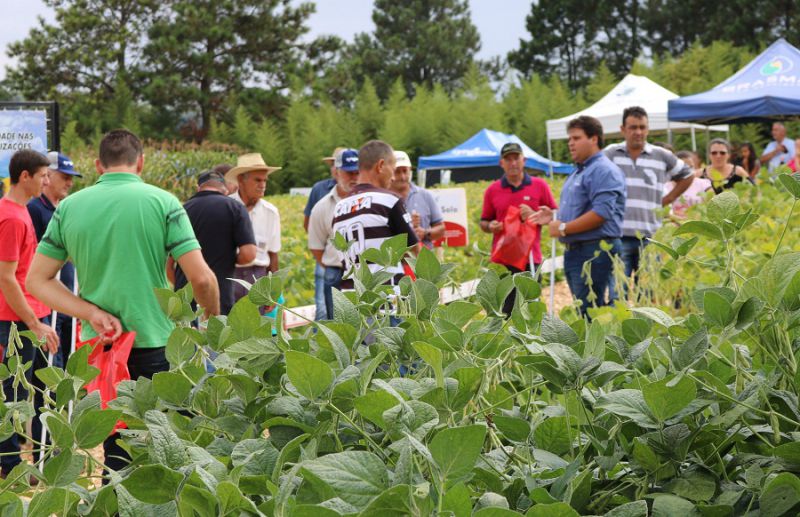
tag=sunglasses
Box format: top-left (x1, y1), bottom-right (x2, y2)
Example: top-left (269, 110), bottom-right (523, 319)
top-left (710, 150), bottom-right (728, 156)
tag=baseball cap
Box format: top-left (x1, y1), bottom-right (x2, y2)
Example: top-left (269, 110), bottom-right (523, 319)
top-left (394, 151), bottom-right (412, 168)
top-left (197, 170), bottom-right (225, 186)
top-left (48, 151), bottom-right (82, 177)
top-left (335, 148), bottom-right (359, 172)
top-left (501, 142), bottom-right (523, 157)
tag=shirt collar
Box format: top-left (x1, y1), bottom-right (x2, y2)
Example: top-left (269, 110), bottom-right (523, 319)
top-left (614, 143), bottom-right (653, 156)
top-left (500, 173), bottom-right (532, 189)
top-left (576, 151), bottom-right (604, 171)
top-left (38, 194), bottom-right (56, 211)
top-left (97, 172), bottom-right (143, 184)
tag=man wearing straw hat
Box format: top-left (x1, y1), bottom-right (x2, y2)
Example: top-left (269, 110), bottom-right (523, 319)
top-left (227, 153), bottom-right (282, 309)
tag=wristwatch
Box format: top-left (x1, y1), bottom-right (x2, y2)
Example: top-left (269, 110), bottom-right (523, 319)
top-left (558, 222), bottom-right (567, 237)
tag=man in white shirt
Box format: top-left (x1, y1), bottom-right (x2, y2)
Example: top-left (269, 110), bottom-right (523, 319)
top-left (226, 153), bottom-right (282, 311)
top-left (760, 122), bottom-right (795, 174)
top-left (307, 149), bottom-right (359, 319)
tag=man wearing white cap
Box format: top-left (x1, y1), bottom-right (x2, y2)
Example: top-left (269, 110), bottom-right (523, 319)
top-left (227, 153), bottom-right (282, 309)
top-left (389, 150), bottom-right (445, 249)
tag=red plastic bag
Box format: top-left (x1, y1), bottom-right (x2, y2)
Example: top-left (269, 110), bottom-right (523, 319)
top-left (78, 331), bottom-right (136, 433)
top-left (490, 205), bottom-right (537, 270)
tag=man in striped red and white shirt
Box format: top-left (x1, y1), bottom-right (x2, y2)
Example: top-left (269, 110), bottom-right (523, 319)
top-left (332, 140), bottom-right (420, 286)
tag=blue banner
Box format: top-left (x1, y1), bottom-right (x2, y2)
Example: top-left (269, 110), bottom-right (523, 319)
top-left (0, 110), bottom-right (49, 178)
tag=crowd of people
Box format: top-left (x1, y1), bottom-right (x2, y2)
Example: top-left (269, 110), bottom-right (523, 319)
top-left (0, 109), bottom-right (794, 479)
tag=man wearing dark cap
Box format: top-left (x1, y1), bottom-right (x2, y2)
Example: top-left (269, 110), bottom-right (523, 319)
top-left (27, 151), bottom-right (82, 366)
top-left (168, 170), bottom-right (256, 315)
top-left (480, 142), bottom-right (558, 314)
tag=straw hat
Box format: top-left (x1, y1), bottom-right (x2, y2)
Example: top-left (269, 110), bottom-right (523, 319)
top-left (322, 146), bottom-right (347, 164)
top-left (225, 153), bottom-right (281, 182)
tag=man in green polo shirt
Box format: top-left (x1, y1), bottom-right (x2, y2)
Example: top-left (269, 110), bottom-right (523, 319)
top-left (27, 129), bottom-right (219, 478)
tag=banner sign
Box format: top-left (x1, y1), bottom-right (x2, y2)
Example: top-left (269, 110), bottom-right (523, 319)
top-left (0, 110), bottom-right (48, 178)
top-left (429, 188), bottom-right (468, 247)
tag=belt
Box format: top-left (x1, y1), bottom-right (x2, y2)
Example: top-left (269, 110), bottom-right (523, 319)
top-left (562, 238), bottom-right (618, 251)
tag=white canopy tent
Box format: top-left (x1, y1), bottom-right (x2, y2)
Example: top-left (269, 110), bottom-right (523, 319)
top-left (541, 74), bottom-right (728, 314)
top-left (545, 74), bottom-right (729, 149)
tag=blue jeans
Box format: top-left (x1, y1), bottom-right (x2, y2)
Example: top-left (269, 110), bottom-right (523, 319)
top-left (609, 237), bottom-right (648, 300)
top-left (0, 317), bottom-right (55, 473)
top-left (313, 262), bottom-right (326, 322)
top-left (323, 266), bottom-right (344, 320)
top-left (563, 239), bottom-right (621, 317)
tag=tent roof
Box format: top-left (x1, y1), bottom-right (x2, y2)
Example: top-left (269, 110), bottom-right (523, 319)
top-left (417, 128), bottom-right (573, 175)
top-left (669, 39), bottom-right (800, 124)
top-left (546, 74), bottom-right (728, 140)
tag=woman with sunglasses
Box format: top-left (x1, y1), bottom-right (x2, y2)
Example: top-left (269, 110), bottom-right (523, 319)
top-left (702, 138), bottom-right (751, 194)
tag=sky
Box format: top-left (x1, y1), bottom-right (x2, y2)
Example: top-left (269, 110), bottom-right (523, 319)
top-left (0, 0), bottom-right (531, 81)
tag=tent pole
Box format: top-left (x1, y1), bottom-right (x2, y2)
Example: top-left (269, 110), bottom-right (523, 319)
top-left (418, 168), bottom-right (426, 188)
top-left (546, 137), bottom-right (556, 317)
top-left (691, 127), bottom-right (697, 151)
top-left (667, 120), bottom-right (672, 145)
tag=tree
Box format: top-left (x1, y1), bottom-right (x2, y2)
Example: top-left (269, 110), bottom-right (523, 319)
top-left (508, 0), bottom-right (602, 90)
top-left (4, 0), bottom-right (156, 133)
top-left (350, 0), bottom-right (481, 99)
top-left (141, 0), bottom-right (314, 139)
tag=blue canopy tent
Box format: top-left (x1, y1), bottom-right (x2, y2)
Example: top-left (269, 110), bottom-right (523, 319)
top-left (416, 129), bottom-right (573, 187)
top-left (669, 39), bottom-right (800, 124)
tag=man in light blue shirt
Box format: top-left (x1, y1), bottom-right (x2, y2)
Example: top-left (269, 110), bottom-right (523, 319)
top-left (532, 116), bottom-right (626, 316)
top-left (760, 122), bottom-right (795, 174)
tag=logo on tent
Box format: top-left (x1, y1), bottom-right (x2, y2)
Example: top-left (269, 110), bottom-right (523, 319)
top-left (760, 56), bottom-right (793, 76)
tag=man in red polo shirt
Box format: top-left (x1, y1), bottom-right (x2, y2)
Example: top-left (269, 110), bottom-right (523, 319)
top-left (480, 142), bottom-right (557, 313)
top-left (0, 149), bottom-right (58, 477)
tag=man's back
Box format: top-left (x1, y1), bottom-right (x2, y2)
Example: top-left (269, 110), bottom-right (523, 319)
top-left (175, 191), bottom-right (254, 314)
top-left (38, 173), bottom-right (199, 347)
top-left (331, 183), bottom-right (417, 279)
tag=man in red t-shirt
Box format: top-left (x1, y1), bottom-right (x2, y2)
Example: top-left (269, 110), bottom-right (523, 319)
top-left (480, 142), bottom-right (558, 313)
top-left (0, 150), bottom-right (58, 477)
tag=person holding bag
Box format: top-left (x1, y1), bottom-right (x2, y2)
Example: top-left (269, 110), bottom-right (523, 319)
top-left (480, 142), bottom-right (558, 315)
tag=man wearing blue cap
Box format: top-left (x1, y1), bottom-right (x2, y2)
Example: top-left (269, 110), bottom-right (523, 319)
top-left (28, 152), bottom-right (82, 366)
top-left (308, 148), bottom-right (360, 319)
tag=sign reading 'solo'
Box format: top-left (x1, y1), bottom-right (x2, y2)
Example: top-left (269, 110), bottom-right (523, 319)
top-left (0, 110), bottom-right (48, 179)
top-left (429, 188), bottom-right (468, 247)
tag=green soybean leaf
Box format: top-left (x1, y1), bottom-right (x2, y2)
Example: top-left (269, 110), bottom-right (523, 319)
top-left (429, 425), bottom-right (486, 484)
top-left (360, 484), bottom-right (433, 516)
top-left (760, 472), bottom-right (800, 517)
top-left (413, 341), bottom-right (443, 387)
top-left (674, 220), bottom-right (723, 241)
top-left (534, 416), bottom-right (574, 455)
top-left (301, 451), bottom-right (388, 508)
top-left (643, 375), bottom-right (697, 421)
top-left (650, 494), bottom-right (697, 517)
top-left (144, 410), bottom-right (188, 469)
top-left (121, 464), bottom-right (184, 504)
top-left (152, 371), bottom-right (193, 405)
top-left (706, 191), bottom-right (740, 223)
top-left (703, 291), bottom-right (734, 327)
top-left (525, 502), bottom-right (580, 516)
top-left (476, 270), bottom-right (514, 317)
top-left (778, 173), bottom-right (800, 199)
top-left (74, 408), bottom-right (122, 448)
top-left (673, 329), bottom-right (709, 370)
top-left (414, 246), bottom-right (442, 283)
top-left (596, 389), bottom-right (657, 428)
top-left (43, 450), bottom-right (84, 487)
top-left (178, 485), bottom-right (216, 517)
top-left (603, 500), bottom-right (649, 516)
top-left (541, 315), bottom-right (579, 347)
top-left (44, 412), bottom-right (74, 449)
top-left (27, 487), bottom-right (79, 517)
top-left (285, 350), bottom-right (334, 400)
top-left (473, 508), bottom-right (519, 516)
top-left (493, 415), bottom-right (530, 442)
top-left (622, 318), bottom-right (652, 345)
